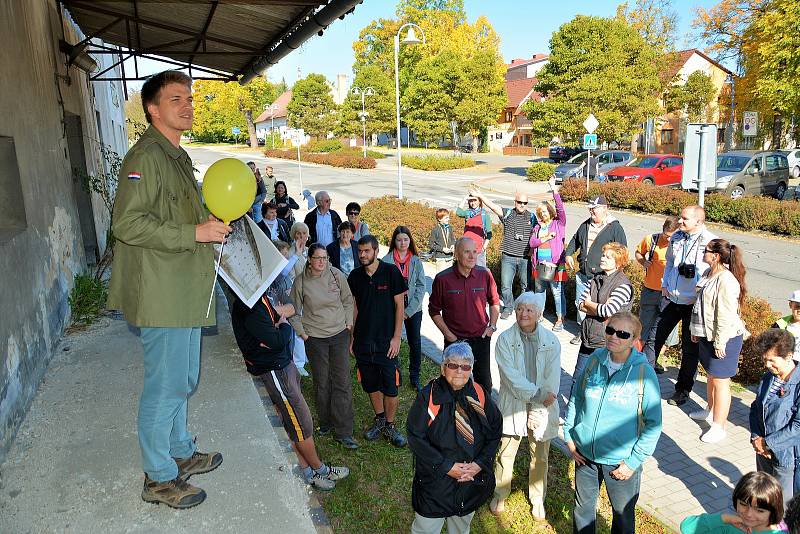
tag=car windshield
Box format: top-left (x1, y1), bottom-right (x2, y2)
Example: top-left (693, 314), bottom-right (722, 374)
top-left (629, 157), bottom-right (660, 168)
top-left (567, 152), bottom-right (587, 164)
top-left (717, 155), bottom-right (750, 172)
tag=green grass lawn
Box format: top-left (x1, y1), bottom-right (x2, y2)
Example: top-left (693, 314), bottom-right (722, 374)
top-left (300, 345), bottom-right (671, 533)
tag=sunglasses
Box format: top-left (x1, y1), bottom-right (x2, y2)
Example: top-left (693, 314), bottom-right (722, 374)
top-left (444, 362), bottom-right (472, 372)
top-left (703, 249), bottom-right (717, 254)
top-left (515, 200), bottom-right (528, 205)
top-left (347, 211), bottom-right (360, 216)
top-left (605, 325), bottom-right (632, 339)
top-left (310, 256), bottom-right (329, 261)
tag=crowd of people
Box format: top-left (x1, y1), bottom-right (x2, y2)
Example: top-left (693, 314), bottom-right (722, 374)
top-left (112, 71), bottom-right (800, 532)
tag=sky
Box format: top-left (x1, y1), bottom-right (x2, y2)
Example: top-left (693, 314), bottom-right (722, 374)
top-left (124, 0), bottom-right (718, 91)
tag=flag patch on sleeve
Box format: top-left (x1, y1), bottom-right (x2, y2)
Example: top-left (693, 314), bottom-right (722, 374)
top-left (128, 172), bottom-right (142, 181)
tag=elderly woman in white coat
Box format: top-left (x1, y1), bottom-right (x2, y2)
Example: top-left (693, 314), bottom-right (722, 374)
top-left (490, 293), bottom-right (561, 520)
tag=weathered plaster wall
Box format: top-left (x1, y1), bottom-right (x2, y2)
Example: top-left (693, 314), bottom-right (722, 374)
top-left (0, 0), bottom-right (124, 461)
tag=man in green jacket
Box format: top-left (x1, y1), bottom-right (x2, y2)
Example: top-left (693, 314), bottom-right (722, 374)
top-left (108, 71), bottom-right (231, 509)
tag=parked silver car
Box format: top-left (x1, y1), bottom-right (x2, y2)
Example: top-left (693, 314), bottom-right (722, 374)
top-left (553, 150), bottom-right (634, 183)
top-left (779, 148), bottom-right (800, 178)
top-left (707, 151), bottom-right (790, 200)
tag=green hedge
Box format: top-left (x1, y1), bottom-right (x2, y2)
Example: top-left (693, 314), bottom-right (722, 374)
top-left (305, 139), bottom-right (343, 153)
top-left (560, 179), bottom-right (800, 236)
top-left (526, 162), bottom-right (556, 182)
top-left (264, 149), bottom-right (376, 169)
top-left (402, 154), bottom-right (476, 171)
top-left (361, 195), bottom-right (780, 384)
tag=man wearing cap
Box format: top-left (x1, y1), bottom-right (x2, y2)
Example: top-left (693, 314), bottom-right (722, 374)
top-left (564, 195), bottom-right (627, 345)
top-left (643, 204), bottom-right (716, 406)
top-left (772, 290), bottom-right (800, 361)
top-left (455, 191), bottom-right (493, 267)
top-left (470, 189), bottom-right (532, 320)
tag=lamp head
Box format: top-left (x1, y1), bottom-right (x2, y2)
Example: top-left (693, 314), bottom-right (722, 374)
top-left (402, 27), bottom-right (423, 45)
top-left (365, 87), bottom-right (375, 97)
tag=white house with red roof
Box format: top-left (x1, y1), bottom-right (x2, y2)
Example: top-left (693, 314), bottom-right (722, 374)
top-left (254, 90), bottom-right (292, 140)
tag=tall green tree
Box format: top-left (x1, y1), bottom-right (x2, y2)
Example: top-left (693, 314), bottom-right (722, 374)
top-left (664, 71), bottom-right (717, 122)
top-left (336, 64), bottom-right (394, 140)
top-left (523, 15), bottom-right (661, 146)
top-left (124, 91), bottom-right (148, 144)
top-left (616, 0), bottom-right (678, 53)
top-left (403, 51), bottom-right (461, 143)
top-left (286, 74), bottom-right (338, 139)
top-left (453, 48), bottom-right (507, 151)
top-left (192, 77), bottom-right (277, 144)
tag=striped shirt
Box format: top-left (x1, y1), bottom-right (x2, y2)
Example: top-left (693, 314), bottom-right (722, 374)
top-left (580, 282), bottom-right (633, 318)
top-left (769, 376), bottom-right (787, 398)
top-left (501, 208), bottom-right (532, 257)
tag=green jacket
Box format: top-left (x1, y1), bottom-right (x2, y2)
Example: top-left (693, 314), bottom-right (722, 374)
top-left (108, 126), bottom-right (215, 327)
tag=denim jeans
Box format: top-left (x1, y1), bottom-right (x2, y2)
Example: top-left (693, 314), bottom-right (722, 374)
top-left (639, 288), bottom-right (679, 354)
top-left (500, 253), bottom-right (529, 312)
top-left (575, 272), bottom-right (591, 325)
top-left (574, 458), bottom-right (642, 534)
top-left (756, 453), bottom-right (800, 507)
top-left (643, 300), bottom-right (698, 391)
top-left (404, 310), bottom-right (423, 383)
top-left (532, 279), bottom-right (566, 318)
top-left (138, 327), bottom-right (201, 482)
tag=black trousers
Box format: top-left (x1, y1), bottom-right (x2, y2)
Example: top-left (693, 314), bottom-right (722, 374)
top-left (643, 299), bottom-right (699, 393)
top-left (444, 336), bottom-right (492, 392)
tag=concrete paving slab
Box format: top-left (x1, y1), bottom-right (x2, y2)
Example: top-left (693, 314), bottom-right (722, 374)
top-left (0, 293), bottom-right (317, 534)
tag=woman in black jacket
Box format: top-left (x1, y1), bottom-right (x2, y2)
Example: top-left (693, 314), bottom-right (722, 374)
top-left (272, 180), bottom-right (300, 225)
top-left (407, 342), bottom-right (502, 533)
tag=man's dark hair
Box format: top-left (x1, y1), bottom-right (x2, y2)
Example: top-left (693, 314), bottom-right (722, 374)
top-left (358, 235), bottom-right (379, 250)
top-left (662, 215), bottom-right (680, 233)
top-left (140, 70), bottom-right (192, 123)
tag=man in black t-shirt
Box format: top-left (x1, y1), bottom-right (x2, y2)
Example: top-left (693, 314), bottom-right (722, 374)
top-left (347, 235), bottom-right (408, 447)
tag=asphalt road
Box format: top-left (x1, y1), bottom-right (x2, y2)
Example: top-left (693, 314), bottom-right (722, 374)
top-left (186, 145), bottom-right (800, 312)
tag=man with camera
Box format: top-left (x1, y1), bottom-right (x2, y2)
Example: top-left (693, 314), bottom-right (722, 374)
top-left (642, 205), bottom-right (717, 406)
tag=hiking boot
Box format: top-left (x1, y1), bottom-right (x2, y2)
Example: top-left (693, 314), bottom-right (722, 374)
top-left (570, 334), bottom-right (581, 345)
top-left (175, 451), bottom-right (223, 480)
top-left (383, 423), bottom-right (407, 448)
top-left (334, 436), bottom-right (360, 449)
top-left (141, 475), bottom-right (206, 509)
top-left (364, 415), bottom-right (386, 441)
top-left (667, 390), bottom-right (689, 406)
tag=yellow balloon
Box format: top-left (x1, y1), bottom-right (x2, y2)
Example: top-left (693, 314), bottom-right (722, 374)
top-left (201, 158), bottom-right (256, 224)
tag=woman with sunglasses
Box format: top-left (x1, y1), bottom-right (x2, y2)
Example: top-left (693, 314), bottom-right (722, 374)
top-left (490, 293), bottom-right (561, 520)
top-left (573, 242), bottom-right (633, 391)
top-left (288, 243), bottom-right (359, 449)
top-left (406, 342), bottom-right (502, 534)
top-left (382, 226), bottom-right (426, 391)
top-left (564, 311), bottom-right (663, 534)
top-left (688, 238), bottom-right (747, 444)
top-left (345, 202), bottom-right (370, 241)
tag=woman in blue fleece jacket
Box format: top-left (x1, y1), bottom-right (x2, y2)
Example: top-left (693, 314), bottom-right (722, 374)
top-left (564, 311), bottom-right (663, 534)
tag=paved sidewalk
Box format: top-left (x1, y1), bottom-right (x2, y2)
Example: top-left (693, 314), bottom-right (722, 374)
top-left (0, 292), bottom-right (319, 534)
top-left (415, 258), bottom-right (756, 533)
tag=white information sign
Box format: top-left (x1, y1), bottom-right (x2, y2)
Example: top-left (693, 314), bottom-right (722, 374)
top-left (583, 114), bottom-right (599, 134)
top-left (743, 111), bottom-right (758, 137)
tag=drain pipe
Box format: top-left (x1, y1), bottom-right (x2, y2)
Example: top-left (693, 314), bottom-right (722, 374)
top-left (239, 0), bottom-right (363, 84)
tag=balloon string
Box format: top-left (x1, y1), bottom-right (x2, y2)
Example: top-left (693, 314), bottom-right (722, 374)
top-left (206, 238), bottom-right (225, 319)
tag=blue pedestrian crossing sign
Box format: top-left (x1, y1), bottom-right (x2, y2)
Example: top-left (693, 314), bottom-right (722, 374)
top-left (583, 134), bottom-right (597, 150)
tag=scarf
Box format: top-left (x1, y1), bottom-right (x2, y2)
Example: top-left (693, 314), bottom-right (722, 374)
top-left (453, 385), bottom-right (487, 453)
top-left (393, 249), bottom-right (411, 280)
top-left (466, 207), bottom-right (483, 219)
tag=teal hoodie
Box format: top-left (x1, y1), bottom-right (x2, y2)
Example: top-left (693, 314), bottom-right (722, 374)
top-left (563, 348), bottom-right (663, 471)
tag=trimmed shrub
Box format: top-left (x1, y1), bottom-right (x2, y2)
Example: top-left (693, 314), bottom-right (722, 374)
top-left (738, 296), bottom-right (781, 384)
top-left (526, 162), bottom-right (556, 182)
top-left (338, 147), bottom-right (386, 159)
top-left (264, 149), bottom-right (376, 169)
top-left (559, 179), bottom-right (800, 237)
top-left (403, 154), bottom-right (476, 171)
top-left (306, 139), bottom-right (343, 153)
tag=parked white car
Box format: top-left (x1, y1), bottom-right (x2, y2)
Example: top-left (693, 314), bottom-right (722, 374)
top-left (782, 149), bottom-right (800, 178)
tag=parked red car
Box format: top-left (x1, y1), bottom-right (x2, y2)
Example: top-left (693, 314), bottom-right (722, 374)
top-left (606, 154), bottom-right (683, 186)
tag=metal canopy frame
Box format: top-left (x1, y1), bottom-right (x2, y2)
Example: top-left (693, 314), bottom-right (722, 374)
top-left (59, 0), bottom-right (363, 83)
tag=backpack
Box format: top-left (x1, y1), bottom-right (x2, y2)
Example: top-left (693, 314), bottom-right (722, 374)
top-left (427, 381), bottom-right (486, 426)
top-left (580, 354), bottom-right (646, 435)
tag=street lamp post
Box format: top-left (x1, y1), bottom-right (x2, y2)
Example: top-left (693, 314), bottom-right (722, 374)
top-left (394, 23), bottom-right (425, 198)
top-left (352, 86), bottom-right (375, 158)
top-left (264, 103), bottom-right (279, 149)
top-left (725, 74), bottom-right (735, 151)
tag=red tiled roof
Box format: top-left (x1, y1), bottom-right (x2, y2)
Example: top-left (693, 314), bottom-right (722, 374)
top-left (664, 49), bottom-right (733, 82)
top-left (506, 54), bottom-right (549, 69)
top-left (506, 77), bottom-right (538, 108)
top-left (255, 90), bottom-right (291, 122)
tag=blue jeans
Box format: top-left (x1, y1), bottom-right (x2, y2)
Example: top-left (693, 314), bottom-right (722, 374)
top-left (404, 310), bottom-right (423, 383)
top-left (756, 452), bottom-right (800, 506)
top-left (500, 253), bottom-right (529, 312)
top-left (574, 458), bottom-right (642, 534)
top-left (532, 278), bottom-right (566, 318)
top-left (138, 327), bottom-right (201, 482)
top-left (575, 272), bottom-right (591, 325)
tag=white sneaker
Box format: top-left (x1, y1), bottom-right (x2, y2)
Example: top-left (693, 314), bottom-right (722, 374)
top-left (700, 423), bottom-right (727, 443)
top-left (689, 408), bottom-right (712, 422)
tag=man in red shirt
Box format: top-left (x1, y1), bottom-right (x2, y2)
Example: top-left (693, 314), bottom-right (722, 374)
top-left (429, 237), bottom-right (501, 391)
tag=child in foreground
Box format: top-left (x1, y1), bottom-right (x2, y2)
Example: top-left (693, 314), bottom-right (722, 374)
top-left (680, 471), bottom-right (785, 533)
